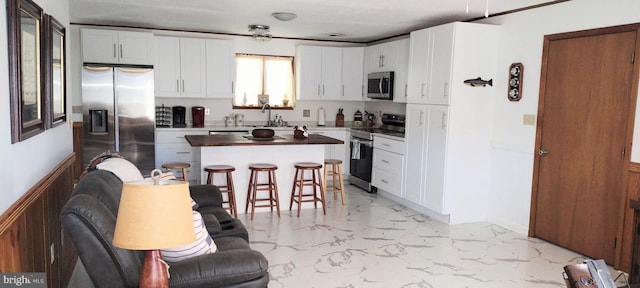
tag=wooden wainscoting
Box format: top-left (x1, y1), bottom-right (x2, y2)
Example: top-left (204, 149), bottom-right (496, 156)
top-left (72, 122), bottom-right (84, 180)
top-left (0, 154), bottom-right (77, 288)
top-left (621, 162), bottom-right (640, 273)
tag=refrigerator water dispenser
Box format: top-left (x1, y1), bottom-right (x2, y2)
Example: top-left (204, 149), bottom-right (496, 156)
top-left (89, 109), bottom-right (108, 134)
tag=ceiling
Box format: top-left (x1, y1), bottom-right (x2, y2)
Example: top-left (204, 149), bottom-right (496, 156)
top-left (69, 0), bottom-right (564, 43)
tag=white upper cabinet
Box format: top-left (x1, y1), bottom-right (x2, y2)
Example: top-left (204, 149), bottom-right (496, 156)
top-left (296, 45), bottom-right (364, 101)
top-left (321, 47), bottom-right (343, 100)
top-left (341, 47), bottom-right (364, 101)
top-left (205, 39), bottom-right (234, 98)
top-left (408, 22), bottom-right (500, 106)
top-left (82, 28), bottom-right (154, 65)
top-left (365, 39), bottom-right (409, 102)
top-left (393, 39), bottom-right (410, 103)
top-left (406, 28), bottom-right (433, 104)
top-left (155, 36), bottom-right (207, 98)
top-left (427, 23), bottom-right (455, 105)
top-left (365, 41), bottom-right (398, 74)
top-left (296, 46), bottom-right (323, 100)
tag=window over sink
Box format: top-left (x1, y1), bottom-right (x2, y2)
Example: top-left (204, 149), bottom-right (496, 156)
top-left (233, 54), bottom-right (294, 109)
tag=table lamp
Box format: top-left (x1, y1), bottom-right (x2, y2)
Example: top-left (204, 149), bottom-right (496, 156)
top-left (113, 169), bottom-right (196, 288)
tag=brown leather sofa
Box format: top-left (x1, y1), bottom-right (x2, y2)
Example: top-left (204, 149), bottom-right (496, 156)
top-left (60, 169), bottom-right (269, 288)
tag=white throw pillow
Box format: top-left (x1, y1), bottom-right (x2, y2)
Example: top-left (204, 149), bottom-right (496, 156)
top-left (96, 158), bottom-right (144, 182)
top-left (161, 210), bottom-right (217, 262)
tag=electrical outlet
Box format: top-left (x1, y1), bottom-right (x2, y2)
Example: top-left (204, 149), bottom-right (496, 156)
top-left (205, 108), bottom-right (210, 115)
top-left (523, 114), bottom-right (536, 126)
top-left (50, 243), bottom-right (55, 264)
top-left (303, 109), bottom-right (310, 117)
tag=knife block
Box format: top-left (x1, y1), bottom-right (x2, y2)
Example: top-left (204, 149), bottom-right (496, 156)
top-left (335, 114), bottom-right (344, 127)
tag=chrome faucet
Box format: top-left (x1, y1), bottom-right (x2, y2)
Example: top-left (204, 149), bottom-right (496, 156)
top-left (261, 103), bottom-right (272, 126)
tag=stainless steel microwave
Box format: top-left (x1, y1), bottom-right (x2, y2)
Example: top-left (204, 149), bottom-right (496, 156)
top-left (367, 71), bottom-right (394, 100)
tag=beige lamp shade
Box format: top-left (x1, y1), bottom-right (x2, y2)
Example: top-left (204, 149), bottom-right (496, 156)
top-left (113, 178), bottom-right (196, 250)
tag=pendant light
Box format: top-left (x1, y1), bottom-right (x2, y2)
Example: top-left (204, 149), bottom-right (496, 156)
top-left (465, 0), bottom-right (490, 17)
top-left (485, 0), bottom-right (489, 17)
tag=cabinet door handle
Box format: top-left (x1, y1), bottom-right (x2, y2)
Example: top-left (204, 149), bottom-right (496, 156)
top-left (383, 143), bottom-right (391, 147)
top-left (381, 179), bottom-right (389, 183)
top-left (317, 84), bottom-right (321, 97)
top-left (442, 113), bottom-right (447, 129)
top-left (176, 151), bottom-right (191, 155)
top-left (323, 84), bottom-right (325, 96)
top-left (113, 44), bottom-right (116, 58)
top-left (176, 80), bottom-right (179, 92)
top-left (231, 81), bottom-right (234, 94)
top-left (444, 82), bottom-right (449, 98)
top-left (342, 85), bottom-right (345, 97)
top-left (420, 111), bottom-right (424, 126)
top-left (182, 80), bottom-right (185, 92)
top-left (381, 160), bottom-right (390, 163)
top-left (404, 84), bottom-right (408, 97)
top-left (421, 83), bottom-right (425, 97)
top-left (119, 44), bottom-right (123, 58)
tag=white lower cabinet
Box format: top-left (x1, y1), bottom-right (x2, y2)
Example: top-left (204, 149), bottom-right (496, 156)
top-left (155, 129), bottom-right (208, 184)
top-left (403, 104), bottom-right (426, 204)
top-left (372, 135), bottom-right (405, 196)
top-left (404, 102), bottom-right (494, 224)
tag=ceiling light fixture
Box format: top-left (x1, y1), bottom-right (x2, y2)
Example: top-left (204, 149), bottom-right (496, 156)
top-left (272, 12), bottom-right (297, 21)
top-left (248, 24), bottom-right (272, 41)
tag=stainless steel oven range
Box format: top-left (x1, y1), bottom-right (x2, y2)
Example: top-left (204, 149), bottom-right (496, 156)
top-left (349, 129), bottom-right (374, 192)
top-left (349, 113), bottom-right (405, 192)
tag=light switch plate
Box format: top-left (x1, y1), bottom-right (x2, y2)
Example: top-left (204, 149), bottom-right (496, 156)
top-left (303, 109), bottom-right (310, 117)
top-left (205, 108), bottom-right (210, 115)
top-left (523, 114), bottom-right (536, 126)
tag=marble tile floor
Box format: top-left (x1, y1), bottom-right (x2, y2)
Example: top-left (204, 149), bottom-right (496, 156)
top-left (68, 183), bottom-right (630, 288)
top-left (240, 184), bottom-right (630, 288)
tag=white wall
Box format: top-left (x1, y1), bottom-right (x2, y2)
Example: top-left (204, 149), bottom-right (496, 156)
top-left (0, 0), bottom-right (72, 215)
top-left (477, 0), bottom-right (640, 235)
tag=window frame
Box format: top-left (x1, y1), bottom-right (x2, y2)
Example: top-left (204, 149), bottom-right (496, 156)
top-left (232, 53), bottom-right (295, 110)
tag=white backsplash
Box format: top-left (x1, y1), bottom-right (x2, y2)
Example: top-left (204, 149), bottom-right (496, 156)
top-left (154, 97), bottom-right (404, 127)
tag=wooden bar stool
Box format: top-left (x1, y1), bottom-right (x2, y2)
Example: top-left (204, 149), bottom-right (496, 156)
top-left (204, 165), bottom-right (238, 218)
top-left (324, 159), bottom-right (346, 205)
top-left (245, 163), bottom-right (280, 220)
top-left (290, 162), bottom-right (326, 217)
top-left (162, 162), bottom-right (190, 183)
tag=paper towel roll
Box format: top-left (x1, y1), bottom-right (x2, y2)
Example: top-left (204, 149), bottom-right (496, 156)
top-left (318, 108), bottom-right (326, 126)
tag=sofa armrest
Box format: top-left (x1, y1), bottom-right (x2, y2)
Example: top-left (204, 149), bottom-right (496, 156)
top-left (189, 185), bottom-right (223, 208)
top-left (168, 249), bottom-right (269, 288)
top-left (200, 213), bottom-right (222, 235)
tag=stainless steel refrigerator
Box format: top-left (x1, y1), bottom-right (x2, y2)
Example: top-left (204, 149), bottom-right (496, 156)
top-left (82, 65), bottom-right (155, 175)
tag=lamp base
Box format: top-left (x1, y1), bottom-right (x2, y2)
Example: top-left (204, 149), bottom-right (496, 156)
top-left (140, 250), bottom-right (169, 288)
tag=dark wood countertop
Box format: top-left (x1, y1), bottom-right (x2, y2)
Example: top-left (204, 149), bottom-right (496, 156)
top-left (185, 133), bottom-right (344, 147)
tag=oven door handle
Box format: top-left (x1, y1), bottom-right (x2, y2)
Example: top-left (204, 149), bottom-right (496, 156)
top-left (351, 137), bottom-right (373, 147)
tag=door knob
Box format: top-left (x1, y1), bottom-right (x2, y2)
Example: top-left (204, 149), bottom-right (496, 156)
top-left (538, 148), bottom-right (549, 156)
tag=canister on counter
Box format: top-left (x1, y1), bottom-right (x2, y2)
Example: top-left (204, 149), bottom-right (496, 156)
top-left (235, 114), bottom-right (244, 127)
top-left (225, 115), bottom-right (234, 127)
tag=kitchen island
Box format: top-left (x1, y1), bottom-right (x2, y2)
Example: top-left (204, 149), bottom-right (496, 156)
top-left (186, 133), bottom-right (344, 216)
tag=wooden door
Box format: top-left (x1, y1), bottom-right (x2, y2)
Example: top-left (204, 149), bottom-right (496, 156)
top-left (531, 28), bottom-right (638, 263)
